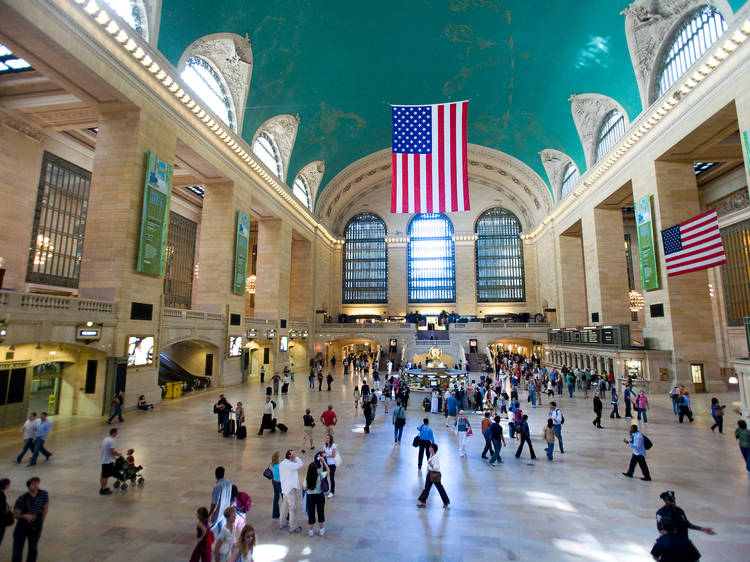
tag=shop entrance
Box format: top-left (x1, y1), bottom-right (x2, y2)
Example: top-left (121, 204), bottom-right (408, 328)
top-left (691, 363), bottom-right (705, 392)
top-left (29, 362), bottom-right (67, 416)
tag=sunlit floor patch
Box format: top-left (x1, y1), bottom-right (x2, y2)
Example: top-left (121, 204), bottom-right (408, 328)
top-left (253, 543), bottom-right (290, 561)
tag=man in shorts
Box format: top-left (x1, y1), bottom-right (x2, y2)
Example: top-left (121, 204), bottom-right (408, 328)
top-left (100, 427), bottom-right (121, 496)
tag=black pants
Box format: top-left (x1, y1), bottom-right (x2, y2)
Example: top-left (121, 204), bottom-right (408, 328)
top-left (306, 493), bottom-right (325, 524)
top-left (327, 381), bottom-right (332, 391)
top-left (624, 400), bottom-right (632, 417)
top-left (515, 434), bottom-right (536, 459)
top-left (679, 406), bottom-right (693, 423)
top-left (364, 413), bottom-right (372, 433)
top-left (593, 411), bottom-right (602, 428)
top-left (418, 471), bottom-right (449, 505)
top-left (481, 438), bottom-right (494, 458)
top-left (258, 414), bottom-right (274, 435)
top-left (12, 521), bottom-right (42, 562)
top-left (418, 439), bottom-right (432, 468)
top-left (625, 454), bottom-right (650, 478)
top-left (328, 464), bottom-right (337, 494)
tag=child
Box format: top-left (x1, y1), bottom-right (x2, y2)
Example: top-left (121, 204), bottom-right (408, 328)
top-left (126, 448), bottom-right (142, 471)
top-left (353, 386), bottom-right (360, 410)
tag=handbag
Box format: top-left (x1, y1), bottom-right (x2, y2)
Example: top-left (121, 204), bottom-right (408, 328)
top-left (321, 476), bottom-right (330, 494)
top-left (334, 449), bottom-right (343, 466)
top-left (466, 427), bottom-right (473, 436)
top-left (262, 467), bottom-right (273, 480)
top-left (429, 471), bottom-right (441, 484)
top-left (412, 435), bottom-right (421, 448)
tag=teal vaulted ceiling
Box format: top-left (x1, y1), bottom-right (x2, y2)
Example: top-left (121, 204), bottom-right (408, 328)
top-left (158, 0), bottom-right (745, 205)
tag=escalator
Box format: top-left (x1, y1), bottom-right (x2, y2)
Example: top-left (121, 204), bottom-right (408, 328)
top-left (159, 353), bottom-right (211, 397)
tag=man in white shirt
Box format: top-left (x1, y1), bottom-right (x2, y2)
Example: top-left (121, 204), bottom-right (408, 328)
top-left (210, 466), bottom-right (233, 532)
top-left (548, 401), bottom-right (565, 454)
top-left (100, 428), bottom-right (121, 495)
top-left (258, 396), bottom-right (275, 435)
top-left (16, 412), bottom-right (38, 464)
top-left (278, 449), bottom-right (304, 533)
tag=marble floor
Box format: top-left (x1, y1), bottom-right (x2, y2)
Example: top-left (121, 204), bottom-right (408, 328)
top-left (0, 370), bottom-right (748, 562)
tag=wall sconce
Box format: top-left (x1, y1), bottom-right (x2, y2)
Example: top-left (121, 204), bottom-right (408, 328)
top-left (628, 291), bottom-right (644, 312)
top-left (266, 329), bottom-right (276, 339)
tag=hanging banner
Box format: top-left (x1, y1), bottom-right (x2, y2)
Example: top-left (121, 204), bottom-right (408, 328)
top-left (636, 194), bottom-right (659, 291)
top-left (136, 151), bottom-right (172, 276)
top-left (233, 211), bottom-right (250, 295)
top-left (742, 129), bottom-right (750, 187)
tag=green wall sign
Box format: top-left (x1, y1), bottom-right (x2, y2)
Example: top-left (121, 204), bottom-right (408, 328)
top-left (742, 130), bottom-right (750, 187)
top-left (137, 151), bottom-right (172, 276)
top-left (233, 211), bottom-right (250, 295)
top-left (636, 194), bottom-right (659, 291)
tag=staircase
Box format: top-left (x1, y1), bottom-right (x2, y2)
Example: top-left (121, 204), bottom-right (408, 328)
top-left (465, 352), bottom-right (489, 374)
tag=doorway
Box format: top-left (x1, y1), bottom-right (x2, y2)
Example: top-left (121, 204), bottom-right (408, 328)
top-left (29, 362), bottom-right (65, 416)
top-left (690, 364), bottom-right (705, 392)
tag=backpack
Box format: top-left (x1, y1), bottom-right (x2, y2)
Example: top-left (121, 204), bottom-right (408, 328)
top-left (643, 435), bottom-right (653, 450)
top-left (235, 491), bottom-right (252, 513)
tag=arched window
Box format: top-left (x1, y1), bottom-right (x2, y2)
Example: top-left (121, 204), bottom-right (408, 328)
top-left (595, 111), bottom-right (627, 162)
top-left (560, 163), bottom-right (579, 198)
top-left (253, 132), bottom-right (283, 180)
top-left (343, 213), bottom-right (387, 303)
top-left (293, 175), bottom-right (312, 210)
top-left (475, 208), bottom-right (525, 302)
top-left (657, 5), bottom-right (727, 99)
top-left (180, 55), bottom-right (235, 130)
top-left (408, 213), bottom-right (456, 303)
top-left (105, 0), bottom-right (148, 40)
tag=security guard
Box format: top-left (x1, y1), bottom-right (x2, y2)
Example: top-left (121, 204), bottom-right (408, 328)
top-left (656, 491), bottom-right (716, 537)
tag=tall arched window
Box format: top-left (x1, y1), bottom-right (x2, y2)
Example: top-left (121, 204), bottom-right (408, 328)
top-left (293, 175), bottom-right (312, 210)
top-left (560, 163), bottom-right (579, 198)
top-left (253, 132), bottom-right (283, 180)
top-left (475, 208), bottom-right (525, 302)
top-left (595, 111), bottom-right (627, 162)
top-left (408, 213), bottom-right (456, 303)
top-left (180, 56), bottom-right (235, 130)
top-left (657, 5), bottom-right (727, 99)
top-left (343, 213), bottom-right (387, 303)
top-left (105, 0), bottom-right (147, 40)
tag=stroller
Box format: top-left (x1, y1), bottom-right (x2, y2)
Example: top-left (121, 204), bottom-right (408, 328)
top-left (112, 456), bottom-right (145, 491)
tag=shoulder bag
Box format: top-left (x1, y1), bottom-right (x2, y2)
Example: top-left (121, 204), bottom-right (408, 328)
top-left (429, 471), bottom-right (441, 484)
top-left (262, 467), bottom-right (273, 480)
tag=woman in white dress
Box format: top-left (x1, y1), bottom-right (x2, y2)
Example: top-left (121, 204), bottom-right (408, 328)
top-left (430, 390), bottom-right (439, 414)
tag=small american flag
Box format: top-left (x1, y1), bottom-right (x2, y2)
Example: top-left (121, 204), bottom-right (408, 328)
top-left (390, 101), bottom-right (469, 213)
top-left (661, 209), bottom-right (726, 277)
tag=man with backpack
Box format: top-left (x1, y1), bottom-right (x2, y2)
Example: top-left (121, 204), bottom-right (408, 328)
top-left (548, 402), bottom-right (565, 454)
top-left (623, 424), bottom-right (651, 481)
top-left (392, 399), bottom-right (406, 444)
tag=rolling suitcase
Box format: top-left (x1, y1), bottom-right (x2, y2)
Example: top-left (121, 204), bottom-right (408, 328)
top-left (277, 422), bottom-right (288, 433)
top-left (236, 425), bottom-right (247, 440)
top-left (223, 416), bottom-right (236, 437)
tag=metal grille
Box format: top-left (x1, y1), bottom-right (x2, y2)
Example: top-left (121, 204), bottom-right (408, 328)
top-left (595, 111), bottom-right (627, 162)
top-left (720, 219), bottom-right (750, 325)
top-left (657, 5), bottom-right (727, 99)
top-left (560, 163), bottom-right (579, 198)
top-left (343, 213), bottom-right (387, 303)
top-left (408, 213), bottom-right (456, 303)
top-left (164, 212), bottom-right (197, 308)
top-left (26, 152), bottom-right (91, 287)
top-left (475, 208), bottom-right (525, 302)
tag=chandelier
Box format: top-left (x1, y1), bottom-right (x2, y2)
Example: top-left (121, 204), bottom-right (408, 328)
top-left (629, 290), bottom-right (644, 312)
top-left (246, 274), bottom-right (256, 294)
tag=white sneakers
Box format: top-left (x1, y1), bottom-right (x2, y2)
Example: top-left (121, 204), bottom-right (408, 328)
top-left (319, 528), bottom-right (326, 536)
top-left (327, 492), bottom-right (334, 498)
top-left (308, 530), bottom-right (314, 537)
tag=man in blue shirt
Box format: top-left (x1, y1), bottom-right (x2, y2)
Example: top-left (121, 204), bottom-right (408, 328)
top-left (445, 393), bottom-right (459, 428)
top-left (28, 412), bottom-right (52, 466)
top-left (210, 466), bottom-right (233, 532)
top-left (416, 418), bottom-right (435, 469)
top-left (622, 424), bottom-right (651, 480)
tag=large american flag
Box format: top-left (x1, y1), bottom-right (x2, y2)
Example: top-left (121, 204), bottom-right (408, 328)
top-left (661, 209), bottom-right (726, 276)
top-left (391, 101), bottom-right (469, 213)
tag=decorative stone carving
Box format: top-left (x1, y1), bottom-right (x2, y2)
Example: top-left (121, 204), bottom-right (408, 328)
top-left (713, 187), bottom-right (750, 218)
top-left (622, 0), bottom-right (733, 108)
top-left (539, 149), bottom-right (579, 202)
top-left (0, 111), bottom-right (44, 142)
top-left (139, 0), bottom-right (162, 46)
top-left (569, 93), bottom-right (630, 169)
top-left (296, 160), bottom-right (325, 209)
top-left (178, 33), bottom-right (253, 134)
top-left (253, 114), bottom-right (300, 183)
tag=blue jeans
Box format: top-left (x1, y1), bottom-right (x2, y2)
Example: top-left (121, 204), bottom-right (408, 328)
top-left (107, 403), bottom-right (123, 423)
top-left (530, 392), bottom-right (536, 406)
top-left (637, 408), bottom-right (648, 424)
top-left (553, 424), bottom-right (564, 453)
top-left (394, 424), bottom-right (404, 443)
top-left (272, 480), bottom-right (282, 519)
top-left (567, 384), bottom-right (574, 398)
top-left (546, 442), bottom-right (554, 460)
top-left (672, 398), bottom-right (678, 415)
top-left (17, 438), bottom-right (34, 463)
top-left (489, 438), bottom-right (503, 464)
top-left (741, 446), bottom-right (750, 471)
top-left (29, 438), bottom-right (50, 465)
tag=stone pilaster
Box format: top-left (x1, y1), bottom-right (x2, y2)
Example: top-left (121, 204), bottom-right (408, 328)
top-left (557, 233), bottom-right (588, 327)
top-left (454, 236), bottom-right (477, 316)
top-left (386, 238), bottom-right (408, 316)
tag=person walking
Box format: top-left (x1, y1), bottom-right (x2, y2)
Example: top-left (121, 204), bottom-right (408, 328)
top-left (260, 365), bottom-right (265, 384)
top-left (320, 406), bottom-right (337, 439)
top-left (106, 391), bottom-right (124, 424)
top-left (353, 385), bottom-right (360, 411)
top-left (650, 516), bottom-right (701, 562)
top-left (456, 411), bottom-right (471, 458)
top-left (301, 409), bottom-right (315, 453)
top-left (303, 454), bottom-right (331, 536)
top-left (655, 490), bottom-right (715, 538)
top-left (592, 392), bottom-right (604, 428)
top-left (268, 452), bottom-right (282, 520)
top-left (309, 368), bottom-right (316, 390)
top-left (257, 396), bottom-right (275, 436)
top-left (190, 506), bottom-right (212, 562)
top-left (362, 398), bottom-right (373, 434)
top-left (733, 419), bottom-right (750, 472)
top-left (279, 450), bottom-right (304, 534)
top-left (11, 476), bottom-right (49, 562)
top-left (542, 419), bottom-right (556, 461)
top-left (16, 413), bottom-right (38, 465)
top-left (326, 372), bottom-right (333, 392)
top-left (416, 443), bottom-right (450, 509)
top-left (99, 427), bottom-right (121, 496)
top-left (709, 397), bottom-right (725, 433)
top-left (392, 399), bottom-right (406, 444)
top-left (416, 418), bottom-right (435, 469)
top-left (623, 385), bottom-right (635, 418)
top-left (668, 385), bottom-right (680, 416)
top-left (515, 414), bottom-right (536, 460)
top-left (635, 391), bottom-right (649, 424)
top-left (678, 391), bottom-right (694, 423)
top-left (323, 434), bottom-right (338, 498)
top-left (214, 506), bottom-right (237, 562)
top-left (566, 372), bottom-right (575, 398)
top-left (610, 388), bottom-right (621, 419)
top-left (488, 415), bottom-right (506, 466)
top-left (622, 424), bottom-right (651, 481)
top-left (317, 370), bottom-right (324, 392)
top-left (229, 524), bottom-right (256, 562)
top-left (28, 412), bottom-right (52, 466)
top-left (480, 411), bottom-right (494, 459)
top-left (210, 466), bottom-right (233, 533)
top-left (548, 402), bottom-right (565, 454)
top-left (0, 478), bottom-right (10, 546)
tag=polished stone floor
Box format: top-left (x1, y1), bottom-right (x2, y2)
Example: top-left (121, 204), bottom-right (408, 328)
top-left (0, 369), bottom-right (748, 561)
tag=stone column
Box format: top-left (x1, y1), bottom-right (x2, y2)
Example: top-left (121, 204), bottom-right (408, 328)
top-left (289, 235), bottom-right (312, 323)
top-left (632, 161), bottom-right (724, 391)
top-left (78, 109), bottom-right (176, 408)
top-left (581, 208), bottom-right (631, 325)
top-left (455, 236), bottom-right (477, 316)
top-left (557, 233), bottom-right (588, 327)
top-left (386, 238), bottom-right (408, 316)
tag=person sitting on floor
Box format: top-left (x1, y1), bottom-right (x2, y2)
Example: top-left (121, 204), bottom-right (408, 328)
top-left (137, 395), bottom-right (154, 410)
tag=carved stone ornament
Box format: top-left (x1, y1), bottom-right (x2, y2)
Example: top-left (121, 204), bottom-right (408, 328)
top-left (569, 93), bottom-right (630, 169)
top-left (178, 33), bottom-right (253, 134)
top-left (713, 187), bottom-right (750, 218)
top-left (0, 111), bottom-right (44, 142)
top-left (296, 160), bottom-right (325, 209)
top-left (539, 149), bottom-right (579, 202)
top-left (253, 114), bottom-right (300, 183)
top-left (622, 0), bottom-right (733, 108)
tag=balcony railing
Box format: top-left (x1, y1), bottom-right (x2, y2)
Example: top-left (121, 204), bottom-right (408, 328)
top-left (0, 291), bottom-right (115, 317)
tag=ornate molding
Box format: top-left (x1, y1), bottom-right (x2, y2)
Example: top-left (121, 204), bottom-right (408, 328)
top-left (296, 160), bottom-right (325, 208)
top-left (622, 0), bottom-right (733, 108)
top-left (253, 114), bottom-right (300, 183)
top-left (569, 93), bottom-right (630, 169)
top-left (713, 187), bottom-right (750, 218)
top-left (539, 149), bottom-right (578, 202)
top-left (0, 112), bottom-right (44, 142)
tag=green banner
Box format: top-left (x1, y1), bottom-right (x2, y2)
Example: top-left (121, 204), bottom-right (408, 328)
top-left (636, 194), bottom-right (659, 291)
top-left (742, 130), bottom-right (750, 187)
top-left (137, 152), bottom-right (172, 276)
top-left (233, 211), bottom-right (250, 295)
